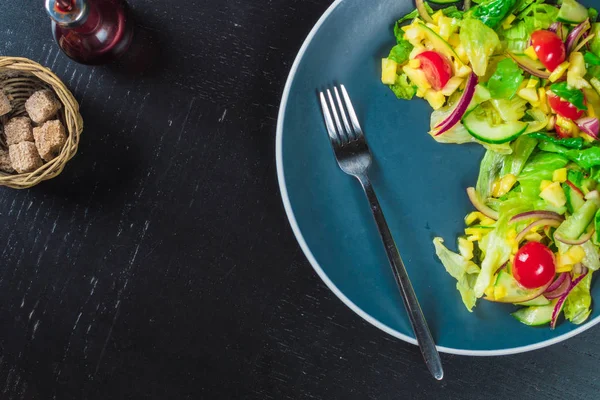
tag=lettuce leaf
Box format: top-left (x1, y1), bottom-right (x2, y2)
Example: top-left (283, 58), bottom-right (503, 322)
top-left (460, 18), bottom-right (501, 77)
top-left (389, 73), bottom-right (417, 100)
top-left (527, 132), bottom-right (585, 150)
top-left (487, 58), bottom-right (524, 99)
top-left (501, 134), bottom-right (538, 176)
top-left (473, 196), bottom-right (531, 298)
top-left (591, 23), bottom-right (600, 57)
top-left (564, 273), bottom-right (593, 325)
top-left (433, 238), bottom-right (480, 311)
top-left (517, 152), bottom-right (569, 198)
top-left (468, 0), bottom-right (518, 29)
top-left (502, 20), bottom-right (529, 53)
top-left (518, 3), bottom-right (559, 34)
top-left (388, 39), bottom-right (413, 64)
top-left (538, 141), bottom-right (600, 169)
top-left (476, 150), bottom-right (507, 200)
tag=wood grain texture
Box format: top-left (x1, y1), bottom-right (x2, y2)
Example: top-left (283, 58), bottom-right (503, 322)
top-left (0, 1), bottom-right (598, 399)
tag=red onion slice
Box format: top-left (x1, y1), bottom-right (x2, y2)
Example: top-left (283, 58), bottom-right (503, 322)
top-left (576, 117), bottom-right (599, 139)
top-left (434, 73), bottom-right (478, 136)
top-left (554, 224), bottom-right (595, 245)
top-left (510, 211), bottom-right (564, 224)
top-left (515, 218), bottom-right (563, 243)
top-left (566, 19), bottom-right (591, 55)
top-left (507, 52), bottom-right (550, 79)
top-left (415, 0), bottom-right (433, 23)
top-left (466, 187), bottom-right (498, 221)
top-left (551, 271), bottom-right (589, 329)
top-left (546, 273), bottom-right (567, 293)
top-left (545, 273), bottom-right (572, 299)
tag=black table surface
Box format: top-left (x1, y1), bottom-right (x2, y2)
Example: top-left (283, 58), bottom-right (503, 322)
top-left (1, 1), bottom-right (599, 399)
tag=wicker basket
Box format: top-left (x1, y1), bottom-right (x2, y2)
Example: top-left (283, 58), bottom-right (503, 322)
top-left (0, 57), bottom-right (83, 189)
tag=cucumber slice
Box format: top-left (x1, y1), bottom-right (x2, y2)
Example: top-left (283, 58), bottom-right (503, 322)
top-left (415, 23), bottom-right (465, 68)
top-left (555, 200), bottom-right (598, 240)
top-left (486, 271), bottom-right (549, 303)
top-left (557, 0), bottom-right (588, 24)
top-left (563, 182), bottom-right (585, 214)
top-left (516, 296), bottom-right (551, 307)
top-left (462, 105), bottom-right (528, 144)
top-left (512, 303), bottom-right (555, 326)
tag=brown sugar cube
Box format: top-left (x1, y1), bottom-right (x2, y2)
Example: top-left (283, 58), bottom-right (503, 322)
top-left (0, 149), bottom-right (15, 173)
top-left (0, 91), bottom-right (11, 116)
top-left (9, 142), bottom-right (43, 173)
top-left (4, 117), bottom-right (33, 145)
top-left (25, 90), bottom-right (61, 124)
top-left (33, 120), bottom-right (67, 162)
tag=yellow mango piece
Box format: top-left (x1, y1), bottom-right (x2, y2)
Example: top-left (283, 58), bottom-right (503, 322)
top-left (549, 61), bottom-right (570, 82)
top-left (381, 59), bottom-right (398, 85)
top-left (540, 180), bottom-right (553, 191)
top-left (552, 168), bottom-right (567, 183)
top-left (524, 46), bottom-right (538, 61)
top-left (567, 246), bottom-right (586, 264)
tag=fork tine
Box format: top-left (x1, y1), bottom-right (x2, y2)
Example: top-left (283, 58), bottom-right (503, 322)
top-left (326, 89), bottom-right (348, 144)
top-left (319, 92), bottom-right (340, 145)
top-left (340, 85), bottom-right (364, 138)
top-left (334, 86), bottom-right (354, 141)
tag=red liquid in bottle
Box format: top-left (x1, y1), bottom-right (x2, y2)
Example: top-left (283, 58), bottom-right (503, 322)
top-left (50, 0), bottom-right (134, 65)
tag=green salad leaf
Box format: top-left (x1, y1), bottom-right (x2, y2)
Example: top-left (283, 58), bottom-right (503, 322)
top-left (388, 39), bottom-right (413, 64)
top-left (476, 150), bottom-right (506, 200)
top-left (564, 273), bottom-right (592, 325)
top-left (389, 74), bottom-right (417, 100)
top-left (590, 23), bottom-right (600, 56)
top-left (460, 18), bottom-right (501, 77)
top-left (501, 134), bottom-right (538, 176)
top-left (538, 142), bottom-right (600, 169)
top-left (474, 196), bottom-right (531, 298)
top-left (585, 52), bottom-right (600, 67)
top-left (517, 152), bottom-right (569, 198)
top-left (518, 2), bottom-right (559, 34)
top-left (590, 7), bottom-right (599, 22)
top-left (487, 58), bottom-right (524, 99)
top-left (502, 20), bottom-right (529, 53)
top-left (527, 132), bottom-right (585, 150)
top-left (468, 0), bottom-right (518, 29)
top-left (550, 82), bottom-right (588, 111)
top-left (443, 6), bottom-right (464, 19)
top-left (433, 238), bottom-right (480, 311)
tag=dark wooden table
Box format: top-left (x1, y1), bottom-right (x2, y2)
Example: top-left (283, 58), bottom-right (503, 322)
top-left (1, 1), bottom-right (599, 399)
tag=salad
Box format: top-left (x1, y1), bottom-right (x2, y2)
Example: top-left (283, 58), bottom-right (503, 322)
top-left (381, 0), bottom-right (600, 328)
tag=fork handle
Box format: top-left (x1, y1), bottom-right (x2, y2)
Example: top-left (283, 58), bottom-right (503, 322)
top-left (357, 174), bottom-right (444, 380)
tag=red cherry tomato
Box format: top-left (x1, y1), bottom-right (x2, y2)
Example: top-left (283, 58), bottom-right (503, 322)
top-left (548, 93), bottom-right (585, 120)
top-left (415, 51), bottom-right (452, 90)
top-left (531, 30), bottom-right (566, 72)
top-left (513, 242), bottom-right (556, 289)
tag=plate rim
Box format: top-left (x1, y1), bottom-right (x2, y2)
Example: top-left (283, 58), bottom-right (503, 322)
top-left (275, 0), bottom-right (600, 356)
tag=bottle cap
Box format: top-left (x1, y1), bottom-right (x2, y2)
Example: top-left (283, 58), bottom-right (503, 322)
top-left (45, 0), bottom-right (89, 28)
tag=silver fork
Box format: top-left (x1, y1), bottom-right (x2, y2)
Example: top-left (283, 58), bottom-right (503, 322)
top-left (319, 84), bottom-right (444, 380)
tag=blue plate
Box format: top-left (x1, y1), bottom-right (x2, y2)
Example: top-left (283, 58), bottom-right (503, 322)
top-left (276, 0), bottom-right (599, 354)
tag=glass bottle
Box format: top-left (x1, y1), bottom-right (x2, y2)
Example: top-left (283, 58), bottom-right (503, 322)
top-left (45, 0), bottom-right (134, 65)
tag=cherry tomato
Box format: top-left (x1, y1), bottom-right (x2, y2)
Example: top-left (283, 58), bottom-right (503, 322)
top-left (531, 30), bottom-right (566, 72)
top-left (548, 93), bottom-right (585, 120)
top-left (513, 242), bottom-right (556, 289)
top-left (415, 51), bottom-right (452, 91)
